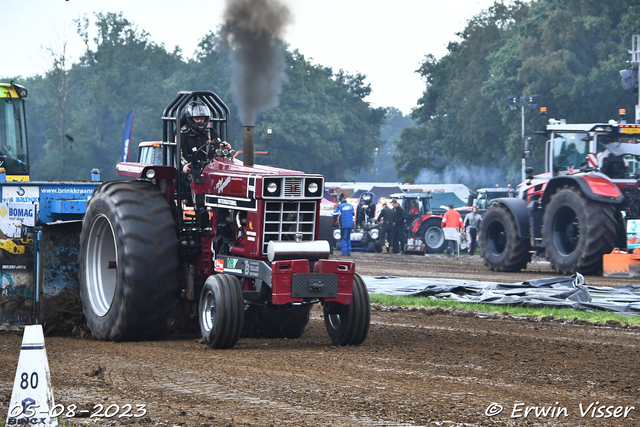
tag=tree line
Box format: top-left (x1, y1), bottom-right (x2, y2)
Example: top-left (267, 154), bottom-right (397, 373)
top-left (3, 12), bottom-right (389, 182)
top-left (5, 1), bottom-right (639, 188)
top-left (395, 0), bottom-right (640, 187)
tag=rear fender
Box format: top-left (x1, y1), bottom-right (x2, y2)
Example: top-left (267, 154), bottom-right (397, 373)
top-left (117, 162), bottom-right (177, 204)
top-left (116, 162), bottom-right (177, 181)
top-left (412, 214), bottom-right (442, 233)
top-left (541, 174), bottom-right (623, 205)
top-left (493, 198), bottom-right (530, 239)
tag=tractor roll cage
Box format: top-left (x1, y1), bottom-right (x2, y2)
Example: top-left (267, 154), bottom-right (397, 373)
top-left (161, 91), bottom-right (231, 213)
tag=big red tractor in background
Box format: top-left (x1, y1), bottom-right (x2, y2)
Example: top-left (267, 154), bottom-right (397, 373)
top-left (391, 192), bottom-right (469, 254)
top-left (480, 117), bottom-right (640, 275)
top-left (78, 91), bottom-right (370, 349)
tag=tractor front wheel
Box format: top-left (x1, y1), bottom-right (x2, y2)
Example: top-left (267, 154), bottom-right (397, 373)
top-left (542, 187), bottom-right (616, 274)
top-left (79, 181), bottom-right (179, 341)
top-left (199, 274), bottom-right (244, 349)
top-left (421, 218), bottom-right (447, 253)
top-left (479, 204), bottom-right (530, 272)
top-left (323, 273), bottom-right (370, 346)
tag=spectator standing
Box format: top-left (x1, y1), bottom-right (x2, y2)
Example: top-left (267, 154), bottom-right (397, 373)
top-left (376, 202), bottom-right (395, 253)
top-left (463, 206), bottom-right (482, 255)
top-left (333, 193), bottom-right (354, 255)
top-left (441, 204), bottom-right (463, 258)
top-left (391, 199), bottom-right (405, 255)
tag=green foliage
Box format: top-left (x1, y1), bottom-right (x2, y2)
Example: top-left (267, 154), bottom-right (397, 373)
top-left (256, 50), bottom-right (385, 179)
top-left (396, 0), bottom-right (640, 188)
top-left (16, 14), bottom-right (384, 182)
top-left (354, 107), bottom-right (415, 182)
top-left (369, 294), bottom-right (640, 325)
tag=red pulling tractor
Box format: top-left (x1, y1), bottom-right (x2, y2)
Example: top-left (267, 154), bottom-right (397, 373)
top-left (78, 91), bottom-right (370, 348)
top-left (480, 118), bottom-right (640, 275)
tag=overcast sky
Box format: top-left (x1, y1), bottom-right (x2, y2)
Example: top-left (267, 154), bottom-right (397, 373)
top-left (3, 0), bottom-right (498, 115)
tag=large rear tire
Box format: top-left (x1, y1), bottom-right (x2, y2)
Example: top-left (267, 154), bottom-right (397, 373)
top-left (421, 218), bottom-right (446, 253)
top-left (324, 273), bottom-right (370, 346)
top-left (242, 305), bottom-right (311, 339)
top-left (79, 181), bottom-right (179, 341)
top-left (199, 274), bottom-right (244, 349)
top-left (479, 204), bottom-right (530, 272)
top-left (542, 187), bottom-right (616, 274)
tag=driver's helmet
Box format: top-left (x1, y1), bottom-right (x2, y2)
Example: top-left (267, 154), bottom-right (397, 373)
top-left (362, 193), bottom-right (372, 203)
top-left (185, 101), bottom-right (210, 133)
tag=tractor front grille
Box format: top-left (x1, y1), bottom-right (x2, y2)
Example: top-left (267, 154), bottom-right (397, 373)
top-left (262, 201), bottom-right (317, 254)
top-left (284, 177), bottom-right (303, 197)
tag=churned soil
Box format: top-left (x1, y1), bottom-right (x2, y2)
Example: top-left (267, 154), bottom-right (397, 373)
top-left (2, 252), bottom-right (640, 426)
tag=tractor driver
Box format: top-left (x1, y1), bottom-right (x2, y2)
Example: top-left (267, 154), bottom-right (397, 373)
top-left (180, 100), bottom-right (232, 182)
top-left (179, 101), bottom-right (232, 215)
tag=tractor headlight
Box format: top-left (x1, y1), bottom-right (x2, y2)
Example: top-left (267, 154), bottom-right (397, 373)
top-left (145, 168), bottom-right (156, 179)
top-left (333, 229), bottom-right (341, 240)
top-left (304, 177), bottom-right (324, 198)
top-left (267, 182), bottom-right (278, 194)
top-left (370, 229), bottom-right (379, 240)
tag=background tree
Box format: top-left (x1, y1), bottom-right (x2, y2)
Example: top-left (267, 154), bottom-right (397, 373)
top-left (245, 50), bottom-right (385, 180)
top-left (354, 107), bottom-right (415, 182)
top-left (14, 15), bottom-right (384, 182)
top-left (396, 0), bottom-right (640, 188)
top-left (27, 12), bottom-right (186, 180)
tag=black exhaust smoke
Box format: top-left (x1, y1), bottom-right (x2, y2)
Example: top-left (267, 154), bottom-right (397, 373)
top-left (243, 126), bottom-right (254, 167)
top-left (223, 0), bottom-right (291, 126)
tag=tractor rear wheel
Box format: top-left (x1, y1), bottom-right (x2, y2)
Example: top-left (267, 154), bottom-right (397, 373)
top-left (79, 181), bottom-right (179, 341)
top-left (479, 204), bottom-right (530, 272)
top-left (324, 273), bottom-right (370, 346)
top-left (542, 187), bottom-right (616, 274)
top-left (421, 218), bottom-right (447, 253)
top-left (199, 274), bottom-right (244, 349)
top-left (242, 304), bottom-right (311, 339)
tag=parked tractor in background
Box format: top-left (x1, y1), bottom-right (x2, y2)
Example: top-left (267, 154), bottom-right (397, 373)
top-left (332, 192), bottom-right (380, 253)
top-left (457, 186), bottom-right (515, 218)
top-left (480, 116), bottom-right (640, 275)
top-left (390, 192), bottom-right (468, 254)
top-left (79, 91), bottom-right (370, 349)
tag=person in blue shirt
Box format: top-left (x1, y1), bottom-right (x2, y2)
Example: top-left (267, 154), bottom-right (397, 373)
top-left (333, 193), bottom-right (354, 256)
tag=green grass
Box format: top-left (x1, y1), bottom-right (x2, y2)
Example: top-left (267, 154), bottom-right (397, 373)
top-left (370, 294), bottom-right (640, 325)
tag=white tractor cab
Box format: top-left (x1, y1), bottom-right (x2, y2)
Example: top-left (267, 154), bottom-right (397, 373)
top-left (518, 120), bottom-right (640, 201)
top-left (137, 141), bottom-right (164, 165)
top-left (549, 122), bottom-right (640, 177)
top-left (539, 120), bottom-right (640, 179)
top-left (468, 187), bottom-right (515, 211)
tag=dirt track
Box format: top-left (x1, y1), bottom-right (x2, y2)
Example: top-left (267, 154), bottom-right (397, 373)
top-left (2, 252), bottom-right (640, 426)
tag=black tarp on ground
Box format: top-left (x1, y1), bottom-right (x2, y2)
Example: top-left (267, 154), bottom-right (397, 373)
top-left (362, 274), bottom-right (640, 315)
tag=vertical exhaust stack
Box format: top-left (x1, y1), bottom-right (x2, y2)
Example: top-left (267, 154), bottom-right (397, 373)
top-left (243, 126), bottom-right (254, 167)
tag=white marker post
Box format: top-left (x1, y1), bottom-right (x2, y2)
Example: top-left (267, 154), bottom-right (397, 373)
top-left (6, 325), bottom-right (58, 426)
top-left (443, 227), bottom-right (459, 258)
